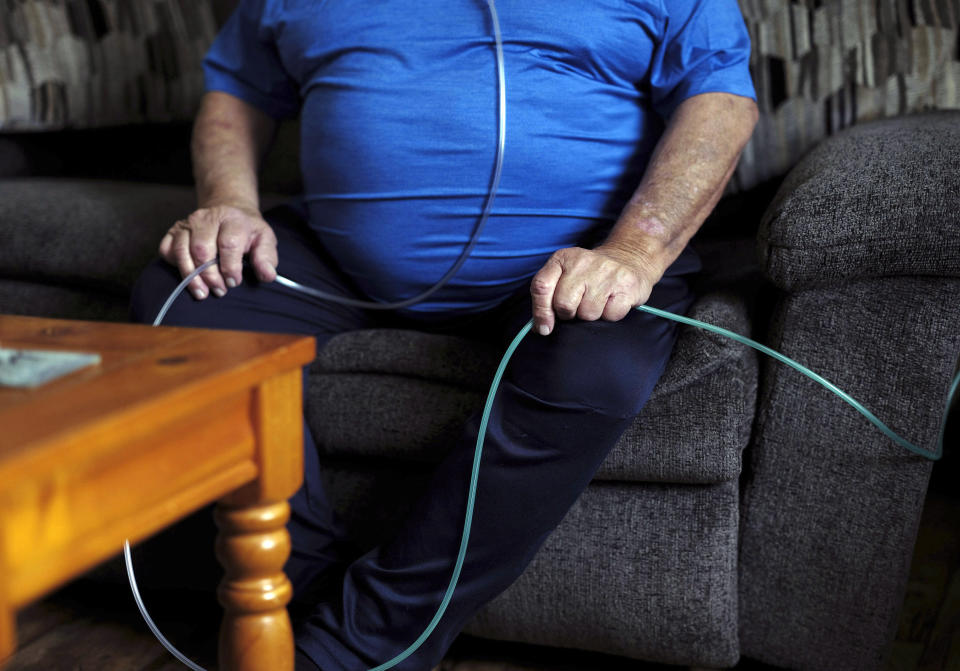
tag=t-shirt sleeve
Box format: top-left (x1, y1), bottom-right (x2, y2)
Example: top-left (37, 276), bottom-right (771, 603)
top-left (648, 0), bottom-right (756, 120)
top-left (202, 0), bottom-right (300, 120)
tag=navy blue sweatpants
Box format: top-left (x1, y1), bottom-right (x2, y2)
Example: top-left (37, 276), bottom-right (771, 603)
top-left (129, 205), bottom-right (698, 671)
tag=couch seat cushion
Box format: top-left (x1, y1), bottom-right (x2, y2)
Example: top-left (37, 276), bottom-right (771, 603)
top-left (465, 479), bottom-right (741, 667)
top-left (308, 241), bottom-right (759, 484)
top-left (319, 461), bottom-right (742, 667)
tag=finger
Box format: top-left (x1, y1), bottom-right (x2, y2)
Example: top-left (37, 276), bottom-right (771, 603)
top-left (217, 216), bottom-right (251, 289)
top-left (188, 211), bottom-right (226, 297)
top-left (601, 292), bottom-right (635, 322)
top-left (578, 261), bottom-right (633, 321)
top-left (575, 292), bottom-right (607, 321)
top-left (169, 225), bottom-right (209, 300)
top-left (575, 273), bottom-right (618, 322)
top-left (158, 229), bottom-right (175, 259)
top-left (530, 256), bottom-right (563, 335)
top-left (248, 225), bottom-right (279, 282)
top-left (551, 268), bottom-right (587, 322)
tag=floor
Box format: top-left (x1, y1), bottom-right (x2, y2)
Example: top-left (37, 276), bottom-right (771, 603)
top-left (4, 457), bottom-right (958, 671)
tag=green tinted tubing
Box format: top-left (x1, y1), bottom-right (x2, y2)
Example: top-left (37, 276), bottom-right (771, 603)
top-left (367, 320), bottom-right (533, 671)
top-left (368, 302), bottom-right (953, 670)
top-left (635, 304), bottom-right (952, 461)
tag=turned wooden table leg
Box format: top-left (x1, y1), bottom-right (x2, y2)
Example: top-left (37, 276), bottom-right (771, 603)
top-left (215, 368), bottom-right (305, 671)
top-left (1, 538), bottom-right (15, 668)
top-left (215, 501), bottom-right (294, 671)
top-left (0, 604), bottom-right (13, 669)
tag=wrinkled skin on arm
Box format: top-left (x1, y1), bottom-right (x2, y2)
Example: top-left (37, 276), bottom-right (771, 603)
top-left (158, 91), bottom-right (279, 300)
top-left (530, 92), bottom-right (759, 336)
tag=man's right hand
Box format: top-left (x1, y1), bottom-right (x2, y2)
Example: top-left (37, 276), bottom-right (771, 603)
top-left (158, 204), bottom-right (279, 300)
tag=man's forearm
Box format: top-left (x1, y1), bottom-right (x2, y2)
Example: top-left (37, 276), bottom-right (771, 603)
top-left (158, 92), bottom-right (282, 299)
top-left (191, 91), bottom-right (278, 210)
top-left (601, 92), bottom-right (758, 279)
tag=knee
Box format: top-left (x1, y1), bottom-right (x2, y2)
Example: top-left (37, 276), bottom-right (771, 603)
top-left (129, 258), bottom-right (180, 325)
top-left (506, 318), bottom-right (675, 420)
top-left (514, 356), bottom-right (653, 420)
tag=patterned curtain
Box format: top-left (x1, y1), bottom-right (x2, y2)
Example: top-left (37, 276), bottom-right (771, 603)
top-left (735, 0), bottom-right (960, 191)
top-left (3, 0), bottom-right (958, 188)
top-left (0, 0), bottom-right (217, 130)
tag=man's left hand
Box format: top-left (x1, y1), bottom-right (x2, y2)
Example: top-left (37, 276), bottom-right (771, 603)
top-left (530, 245), bottom-right (660, 336)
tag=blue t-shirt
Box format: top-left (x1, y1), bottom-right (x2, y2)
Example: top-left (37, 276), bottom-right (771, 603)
top-left (204, 0), bottom-right (755, 313)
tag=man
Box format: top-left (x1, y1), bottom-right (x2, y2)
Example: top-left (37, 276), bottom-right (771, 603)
top-left (131, 1), bottom-right (758, 669)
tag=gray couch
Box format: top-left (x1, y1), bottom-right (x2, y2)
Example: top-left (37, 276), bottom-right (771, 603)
top-left (1, 111), bottom-right (958, 670)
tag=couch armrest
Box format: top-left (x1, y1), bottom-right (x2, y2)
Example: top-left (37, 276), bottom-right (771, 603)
top-left (740, 274), bottom-right (960, 670)
top-left (757, 111), bottom-right (960, 292)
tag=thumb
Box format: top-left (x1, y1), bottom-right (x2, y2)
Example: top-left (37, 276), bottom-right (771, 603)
top-left (249, 227), bottom-right (279, 282)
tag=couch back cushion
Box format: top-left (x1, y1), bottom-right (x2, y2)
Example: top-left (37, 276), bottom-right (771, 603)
top-left (0, 0), bottom-right (218, 131)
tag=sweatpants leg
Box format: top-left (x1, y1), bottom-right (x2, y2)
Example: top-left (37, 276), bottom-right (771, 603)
top-left (294, 271), bottom-right (695, 671)
top-left (128, 204), bottom-right (377, 596)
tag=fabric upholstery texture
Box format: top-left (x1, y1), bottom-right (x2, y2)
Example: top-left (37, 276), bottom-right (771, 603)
top-left (307, 280), bottom-right (758, 484)
top-left (2, 5), bottom-right (955, 659)
top-left (0, 178), bottom-right (195, 291)
top-left (464, 480), bottom-right (741, 668)
top-left (758, 111), bottom-right (960, 290)
top-left (734, 0), bottom-right (960, 191)
top-left (0, 278), bottom-right (128, 321)
top-left (317, 463), bottom-right (740, 668)
top-left (0, 0), bottom-right (217, 130)
top-left (740, 275), bottom-right (960, 670)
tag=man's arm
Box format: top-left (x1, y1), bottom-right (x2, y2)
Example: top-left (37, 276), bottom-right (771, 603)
top-left (158, 91), bottom-right (279, 300)
top-left (530, 92), bottom-right (759, 335)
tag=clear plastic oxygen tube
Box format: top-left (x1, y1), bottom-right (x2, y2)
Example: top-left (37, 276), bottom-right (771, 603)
top-left (126, 0), bottom-right (956, 666)
top-left (272, 0), bottom-right (507, 311)
top-left (130, 271), bottom-right (958, 671)
top-left (152, 0), bottom-right (505, 328)
top-left (128, 1), bottom-right (507, 669)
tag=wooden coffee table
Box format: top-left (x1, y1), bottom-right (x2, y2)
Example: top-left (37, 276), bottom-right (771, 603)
top-left (0, 315), bottom-right (315, 671)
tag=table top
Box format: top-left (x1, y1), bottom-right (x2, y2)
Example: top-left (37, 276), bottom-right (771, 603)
top-left (0, 316), bottom-right (315, 669)
top-left (0, 315), bottom-right (315, 478)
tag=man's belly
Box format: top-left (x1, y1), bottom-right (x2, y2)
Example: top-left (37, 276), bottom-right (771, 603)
top-left (293, 20), bottom-right (665, 312)
top-left (304, 198), bottom-right (613, 313)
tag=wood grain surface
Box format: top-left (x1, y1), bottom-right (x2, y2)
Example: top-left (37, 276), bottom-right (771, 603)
top-left (0, 315), bottom-right (315, 671)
